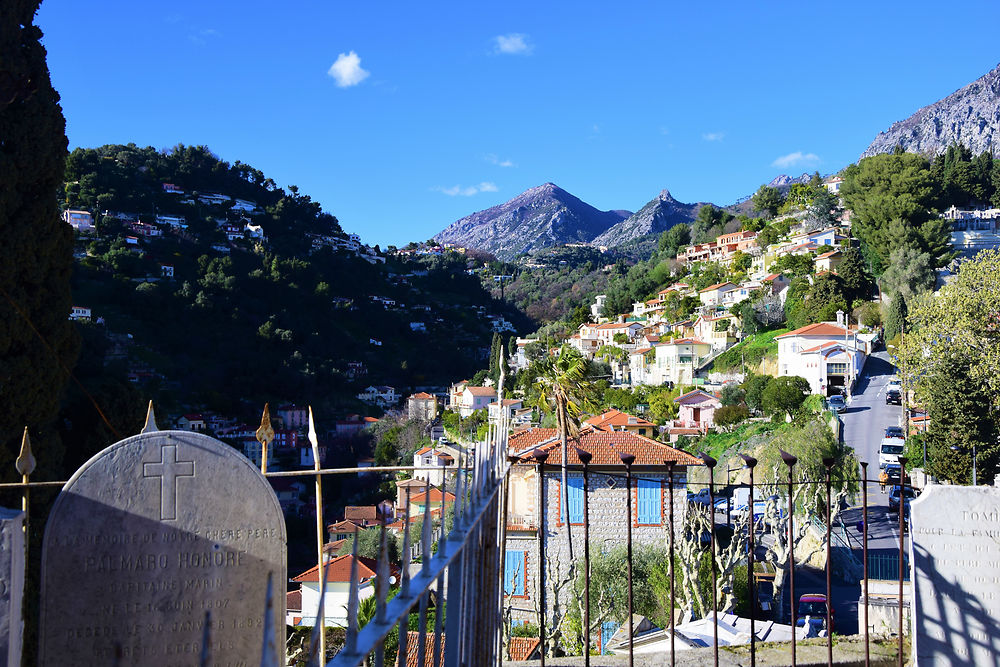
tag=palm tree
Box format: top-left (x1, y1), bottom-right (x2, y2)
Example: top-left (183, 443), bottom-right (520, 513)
top-left (532, 345), bottom-right (598, 557)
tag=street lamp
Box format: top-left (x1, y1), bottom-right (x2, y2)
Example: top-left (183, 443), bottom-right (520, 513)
top-left (951, 444), bottom-right (977, 486)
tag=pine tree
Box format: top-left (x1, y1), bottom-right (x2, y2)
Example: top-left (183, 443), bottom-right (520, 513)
top-left (0, 2), bottom-right (77, 479)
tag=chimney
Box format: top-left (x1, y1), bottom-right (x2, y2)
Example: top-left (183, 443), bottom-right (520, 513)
top-left (836, 309), bottom-right (845, 327)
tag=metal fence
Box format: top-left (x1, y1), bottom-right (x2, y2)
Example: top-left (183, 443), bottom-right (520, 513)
top-left (2, 407), bottom-right (916, 667)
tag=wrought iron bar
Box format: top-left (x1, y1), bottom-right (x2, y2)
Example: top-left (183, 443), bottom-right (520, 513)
top-left (739, 454), bottom-right (757, 667)
top-left (823, 457), bottom-right (834, 667)
top-left (534, 448), bottom-right (550, 667)
top-left (861, 461), bottom-right (870, 667)
top-left (576, 446), bottom-right (593, 666)
top-left (699, 452), bottom-right (719, 667)
top-left (619, 451), bottom-right (636, 667)
top-left (15, 428), bottom-right (34, 563)
top-left (666, 460), bottom-right (676, 667)
top-left (780, 449), bottom-right (798, 667)
top-left (897, 456), bottom-right (908, 667)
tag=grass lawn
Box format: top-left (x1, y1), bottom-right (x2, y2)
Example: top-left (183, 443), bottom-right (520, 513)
top-left (712, 327), bottom-right (791, 373)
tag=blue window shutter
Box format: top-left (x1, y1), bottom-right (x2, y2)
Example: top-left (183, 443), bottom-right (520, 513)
top-left (515, 551), bottom-right (525, 595)
top-left (637, 479), bottom-right (661, 524)
top-left (568, 477), bottom-right (584, 523)
top-left (601, 621), bottom-right (619, 654)
top-left (504, 550), bottom-right (520, 594)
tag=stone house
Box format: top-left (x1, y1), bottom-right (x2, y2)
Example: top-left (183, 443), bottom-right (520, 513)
top-left (503, 429), bottom-right (701, 625)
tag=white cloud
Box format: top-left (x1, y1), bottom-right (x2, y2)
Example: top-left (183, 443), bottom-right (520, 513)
top-left (433, 182), bottom-right (499, 197)
top-left (327, 51), bottom-right (370, 88)
top-left (771, 151), bottom-right (821, 168)
top-left (485, 154), bottom-right (516, 168)
top-left (702, 132), bottom-right (725, 142)
top-left (493, 33), bottom-right (533, 55)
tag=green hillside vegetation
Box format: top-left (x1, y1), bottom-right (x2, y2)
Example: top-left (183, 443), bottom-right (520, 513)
top-left (62, 145), bottom-right (529, 425)
top-left (711, 328), bottom-right (790, 373)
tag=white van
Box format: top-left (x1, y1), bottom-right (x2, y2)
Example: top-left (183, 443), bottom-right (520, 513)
top-left (879, 438), bottom-right (905, 469)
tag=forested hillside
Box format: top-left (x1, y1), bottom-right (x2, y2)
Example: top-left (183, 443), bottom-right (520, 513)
top-left (61, 145), bottom-right (528, 445)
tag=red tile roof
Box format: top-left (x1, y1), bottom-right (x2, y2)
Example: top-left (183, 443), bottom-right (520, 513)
top-left (674, 389), bottom-right (722, 405)
top-left (411, 489), bottom-right (456, 504)
top-left (327, 520), bottom-right (361, 534)
top-left (508, 637), bottom-right (541, 661)
top-left (293, 554), bottom-right (377, 583)
top-left (509, 428), bottom-right (559, 450)
top-left (698, 281), bottom-right (737, 293)
top-left (663, 337), bottom-right (709, 345)
top-left (399, 631), bottom-right (443, 666)
top-left (345, 506), bottom-right (379, 520)
top-left (776, 322), bottom-right (851, 338)
top-left (286, 590), bottom-right (301, 612)
top-left (815, 250), bottom-right (841, 260)
top-left (410, 391), bottom-right (435, 399)
top-left (585, 409), bottom-right (655, 430)
top-left (518, 430), bottom-right (700, 466)
top-left (465, 386), bottom-right (497, 397)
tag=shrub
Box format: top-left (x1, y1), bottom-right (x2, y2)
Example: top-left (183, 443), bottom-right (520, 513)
top-left (714, 404), bottom-right (750, 429)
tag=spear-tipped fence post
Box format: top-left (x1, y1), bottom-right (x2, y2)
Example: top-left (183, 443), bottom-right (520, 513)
top-left (665, 460), bottom-right (676, 667)
top-left (15, 428), bottom-right (35, 559)
top-left (533, 447), bottom-right (549, 666)
top-left (141, 400), bottom-right (159, 433)
top-left (699, 451), bottom-right (719, 667)
top-left (861, 461), bottom-right (870, 667)
top-left (575, 446), bottom-right (593, 666)
top-left (739, 453), bottom-right (758, 667)
top-left (307, 406), bottom-right (326, 661)
top-left (779, 449), bottom-right (798, 667)
top-left (823, 457), bottom-right (835, 667)
top-left (897, 456), bottom-right (908, 667)
top-left (619, 451), bottom-right (636, 667)
top-left (256, 403), bottom-right (274, 475)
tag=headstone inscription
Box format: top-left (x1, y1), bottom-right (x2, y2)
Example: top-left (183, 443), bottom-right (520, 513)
top-left (39, 431), bottom-right (286, 666)
top-left (911, 484), bottom-right (1000, 666)
top-left (0, 508), bottom-right (24, 666)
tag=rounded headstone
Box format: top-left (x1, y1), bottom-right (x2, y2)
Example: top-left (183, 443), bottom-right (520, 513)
top-left (39, 431), bottom-right (286, 666)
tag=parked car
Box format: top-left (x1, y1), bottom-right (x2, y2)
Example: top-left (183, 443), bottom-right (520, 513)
top-left (884, 426), bottom-right (905, 439)
top-left (797, 594), bottom-right (833, 633)
top-left (827, 395), bottom-right (847, 413)
top-left (879, 438), bottom-right (905, 469)
top-left (888, 485), bottom-right (917, 513)
top-left (886, 389), bottom-right (902, 405)
top-left (883, 463), bottom-right (903, 485)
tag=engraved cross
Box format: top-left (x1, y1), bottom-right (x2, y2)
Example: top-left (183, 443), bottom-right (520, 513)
top-left (143, 444), bottom-right (195, 521)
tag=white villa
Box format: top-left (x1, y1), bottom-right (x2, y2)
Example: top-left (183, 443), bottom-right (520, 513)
top-left (776, 319), bottom-right (866, 396)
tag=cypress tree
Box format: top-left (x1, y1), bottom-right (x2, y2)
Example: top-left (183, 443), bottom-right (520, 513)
top-left (884, 292), bottom-right (907, 342)
top-left (0, 2), bottom-right (77, 479)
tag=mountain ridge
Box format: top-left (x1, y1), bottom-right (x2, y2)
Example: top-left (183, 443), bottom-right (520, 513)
top-left (432, 182), bottom-right (631, 260)
top-left (591, 189), bottom-right (708, 249)
top-left (862, 63), bottom-right (1000, 158)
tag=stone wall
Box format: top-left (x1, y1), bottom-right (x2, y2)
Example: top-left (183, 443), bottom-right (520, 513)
top-left (504, 467), bottom-right (689, 626)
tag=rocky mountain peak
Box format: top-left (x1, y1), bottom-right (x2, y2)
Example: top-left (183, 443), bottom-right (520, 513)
top-left (861, 63), bottom-right (1000, 158)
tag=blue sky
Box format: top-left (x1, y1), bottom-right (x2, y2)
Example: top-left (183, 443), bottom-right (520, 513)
top-left (38, 0), bottom-right (1000, 248)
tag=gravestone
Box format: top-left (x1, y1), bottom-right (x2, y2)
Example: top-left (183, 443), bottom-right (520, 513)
top-left (910, 484), bottom-right (1000, 666)
top-left (0, 508), bottom-right (24, 666)
top-left (39, 430), bottom-right (286, 666)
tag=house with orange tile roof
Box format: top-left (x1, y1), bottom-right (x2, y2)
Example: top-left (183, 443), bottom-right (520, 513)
top-left (671, 389), bottom-right (722, 434)
top-left (585, 409), bottom-right (657, 438)
top-left (813, 249), bottom-right (843, 274)
top-left (503, 429), bottom-right (700, 626)
top-left (412, 446), bottom-right (458, 486)
top-left (457, 385), bottom-right (497, 417)
top-left (776, 316), bottom-right (866, 396)
top-left (407, 391), bottom-right (438, 421)
top-left (289, 554), bottom-right (380, 627)
top-left (411, 488), bottom-right (456, 514)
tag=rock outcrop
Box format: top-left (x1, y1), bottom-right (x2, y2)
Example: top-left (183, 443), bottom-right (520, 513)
top-left (590, 189), bottom-right (707, 248)
top-left (861, 63), bottom-right (1000, 158)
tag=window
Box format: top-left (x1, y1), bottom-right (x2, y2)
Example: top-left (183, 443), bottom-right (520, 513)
top-left (504, 550), bottom-right (526, 596)
top-left (827, 362), bottom-right (848, 375)
top-left (636, 479), bottom-right (662, 524)
top-left (560, 476), bottom-right (585, 524)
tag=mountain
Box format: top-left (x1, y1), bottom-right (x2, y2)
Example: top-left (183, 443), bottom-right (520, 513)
top-left (862, 63), bottom-right (1000, 158)
top-left (767, 173), bottom-right (811, 187)
top-left (591, 189), bottom-right (708, 249)
top-left (432, 183), bottom-right (631, 260)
